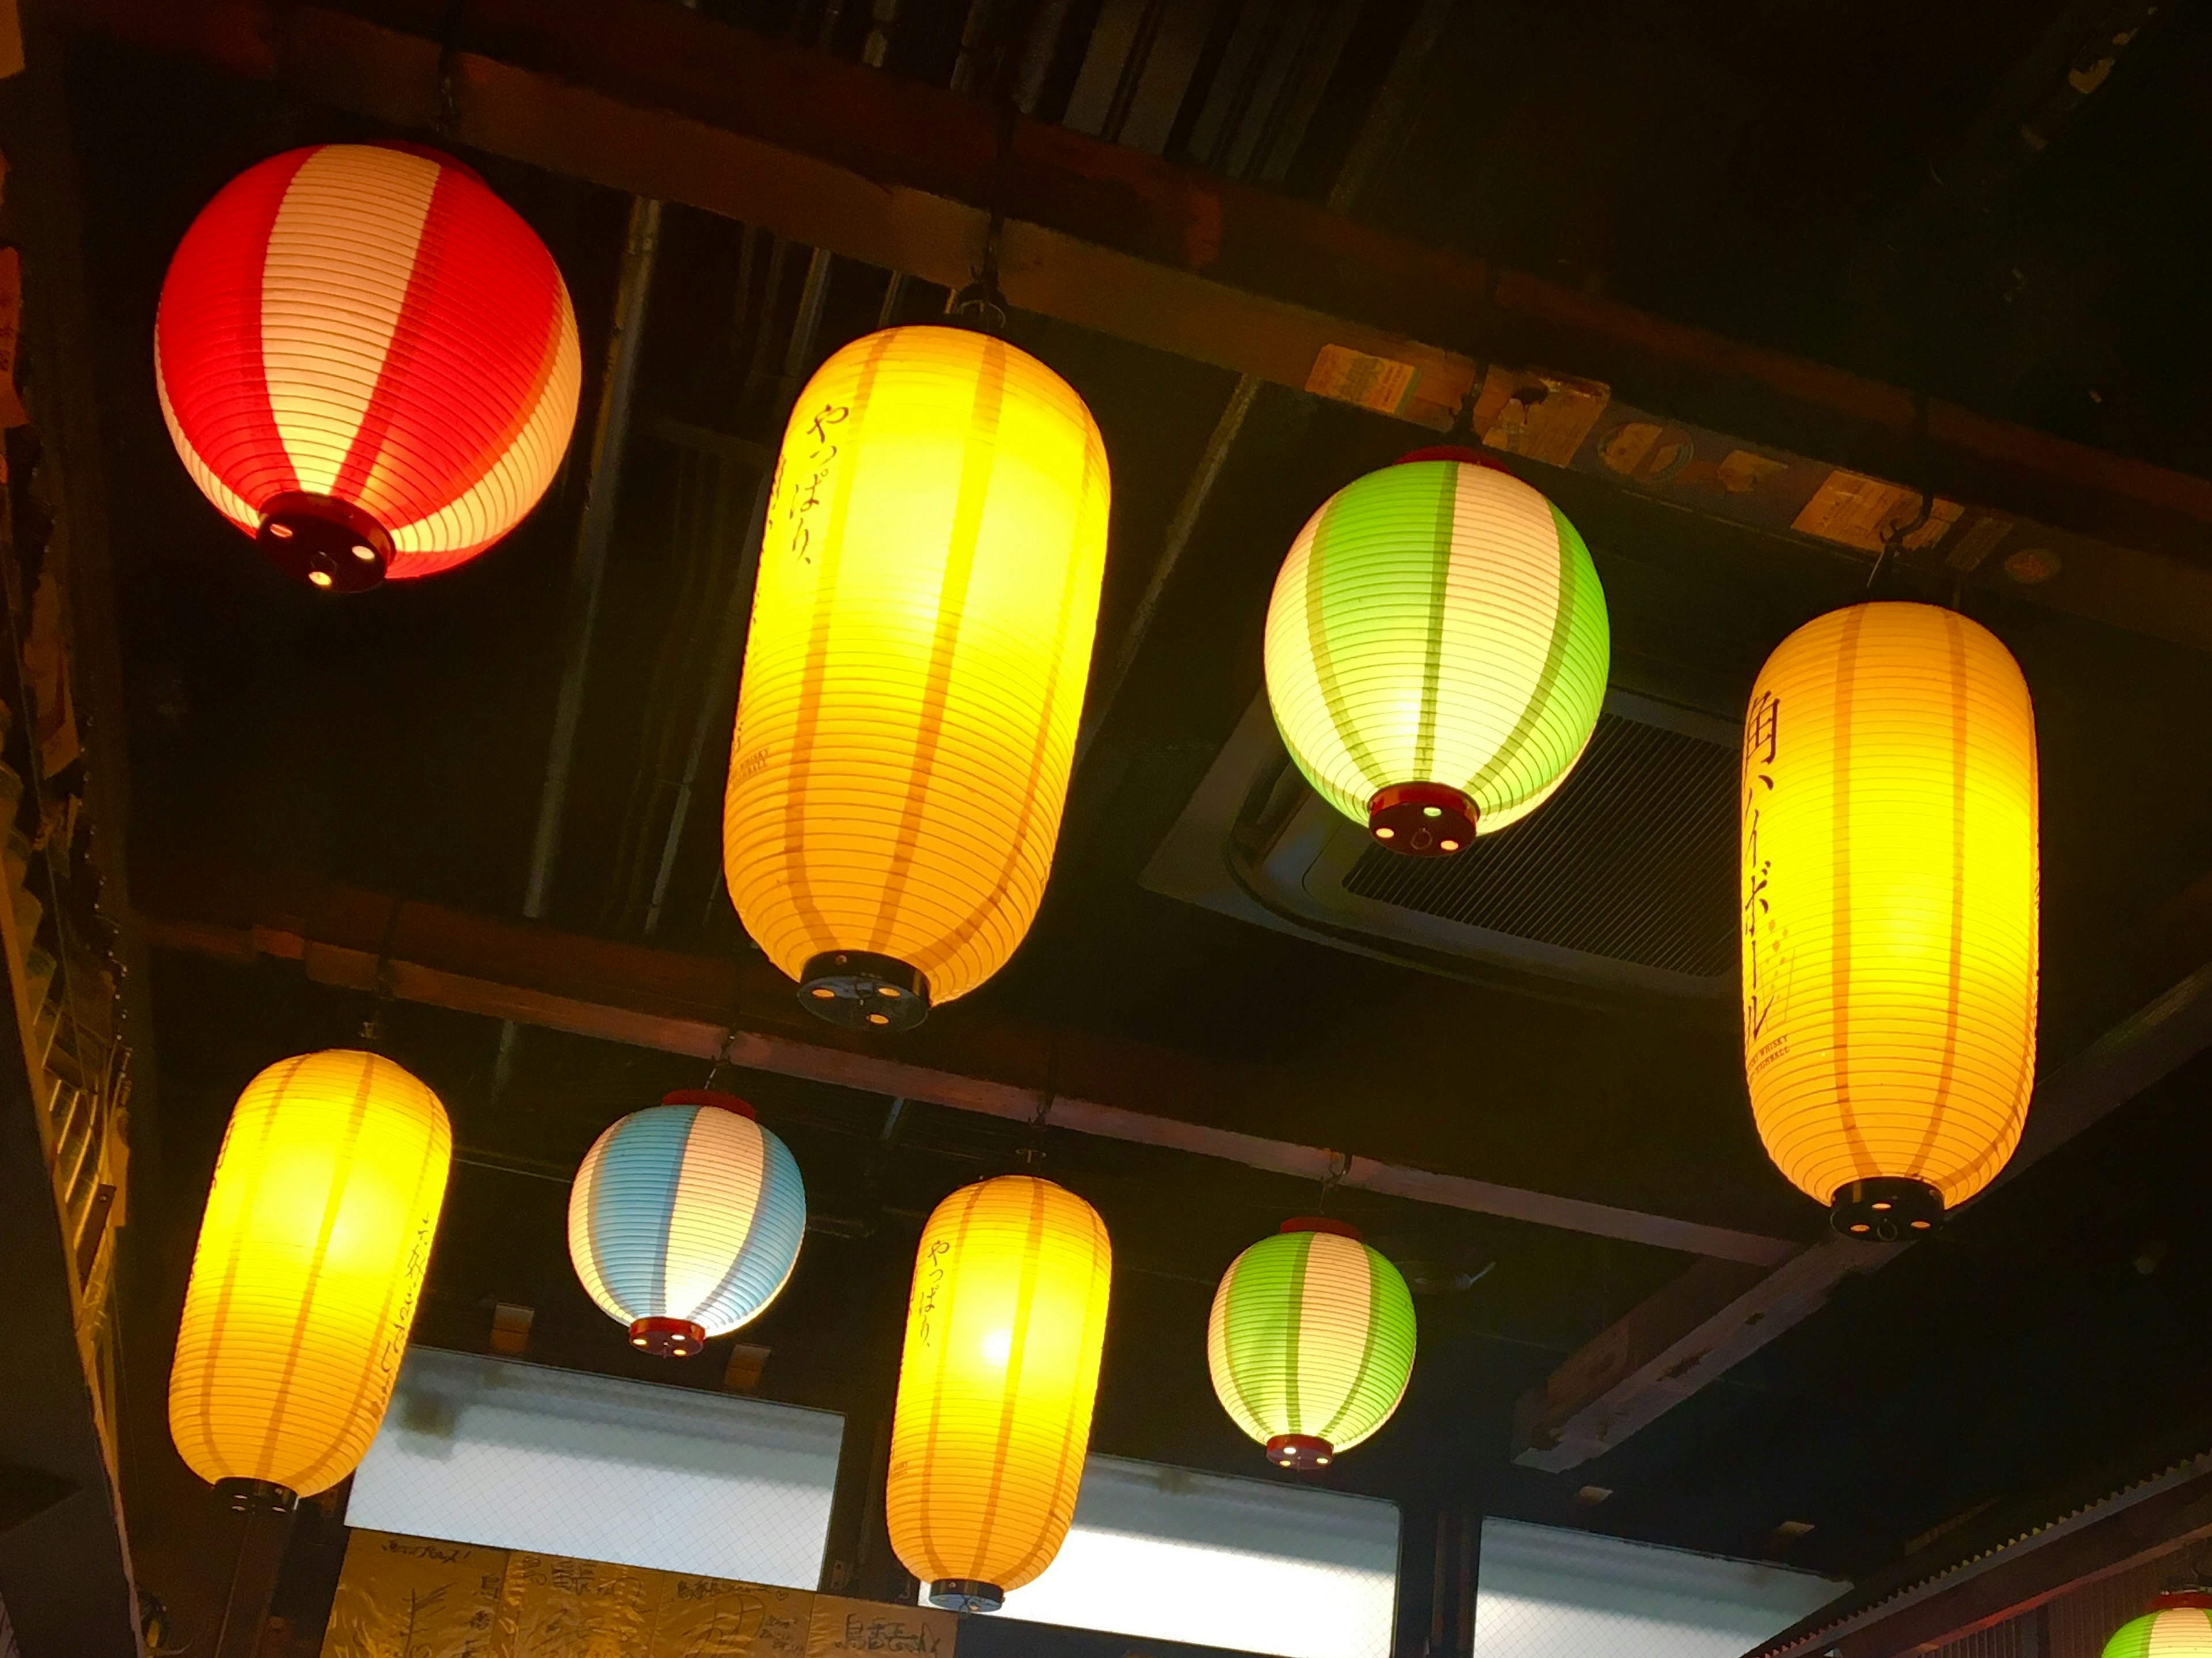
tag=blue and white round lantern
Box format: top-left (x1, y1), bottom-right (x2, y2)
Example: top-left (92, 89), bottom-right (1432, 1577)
top-left (567, 1090), bottom-right (807, 1357)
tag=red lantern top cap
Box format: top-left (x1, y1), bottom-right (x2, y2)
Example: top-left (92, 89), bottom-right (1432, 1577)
top-left (1281, 1216), bottom-right (1361, 1240)
top-left (661, 1088), bottom-right (756, 1119)
top-left (1395, 445), bottom-right (1512, 473)
top-left (2150, 1593), bottom-right (2212, 1611)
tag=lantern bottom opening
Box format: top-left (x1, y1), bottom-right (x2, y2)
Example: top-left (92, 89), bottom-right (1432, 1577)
top-left (256, 492), bottom-right (392, 592)
top-left (213, 1478), bottom-right (298, 1514)
top-left (1368, 783), bottom-right (1475, 856)
top-left (1266, 1433), bottom-right (1336, 1470)
top-left (798, 952), bottom-right (930, 1031)
top-left (628, 1316), bottom-right (708, 1358)
top-left (1830, 1178), bottom-right (1943, 1241)
top-left (928, 1579), bottom-right (1005, 1614)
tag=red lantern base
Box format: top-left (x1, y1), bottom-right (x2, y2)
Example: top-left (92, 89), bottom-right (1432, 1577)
top-left (256, 491), bottom-right (392, 593)
top-left (660, 1089), bottom-right (756, 1118)
top-left (2150, 1593), bottom-right (2212, 1612)
top-left (628, 1316), bottom-right (707, 1358)
top-left (1830, 1178), bottom-right (1942, 1241)
top-left (1368, 783), bottom-right (1476, 856)
top-left (1266, 1433), bottom-right (1335, 1470)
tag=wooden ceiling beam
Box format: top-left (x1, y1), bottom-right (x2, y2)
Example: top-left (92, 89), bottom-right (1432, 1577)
top-left (62, 0), bottom-right (2212, 652)
top-left (1516, 963), bottom-right (2212, 1472)
top-left (1749, 1452), bottom-right (2212, 1658)
top-left (131, 860), bottom-right (1799, 1267)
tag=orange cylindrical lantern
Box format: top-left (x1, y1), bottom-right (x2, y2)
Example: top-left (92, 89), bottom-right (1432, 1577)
top-left (885, 1175), bottom-right (1111, 1612)
top-left (1741, 602), bottom-right (2038, 1238)
top-left (156, 143), bottom-right (581, 590)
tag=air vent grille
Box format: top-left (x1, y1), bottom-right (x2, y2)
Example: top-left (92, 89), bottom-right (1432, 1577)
top-left (1340, 713), bottom-right (1739, 978)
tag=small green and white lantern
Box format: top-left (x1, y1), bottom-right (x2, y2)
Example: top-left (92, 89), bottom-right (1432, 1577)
top-left (1206, 1218), bottom-right (1417, 1470)
top-left (1262, 446), bottom-right (1609, 856)
top-left (2103, 1594), bottom-right (2212, 1658)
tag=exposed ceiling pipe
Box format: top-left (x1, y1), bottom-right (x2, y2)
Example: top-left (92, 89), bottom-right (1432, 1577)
top-left (494, 187), bottom-right (664, 1098)
top-left (1070, 0), bottom-right (1463, 770)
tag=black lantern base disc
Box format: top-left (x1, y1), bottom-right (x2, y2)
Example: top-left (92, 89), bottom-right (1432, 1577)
top-left (1368, 783), bottom-right (1476, 856)
top-left (213, 1478), bottom-right (298, 1515)
top-left (798, 952), bottom-right (929, 1031)
top-left (256, 491), bottom-right (392, 592)
top-left (1830, 1178), bottom-right (1943, 1241)
top-left (929, 1578), bottom-right (1004, 1613)
top-left (1266, 1433), bottom-right (1335, 1470)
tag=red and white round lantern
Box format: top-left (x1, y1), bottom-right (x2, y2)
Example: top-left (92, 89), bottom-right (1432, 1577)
top-left (156, 143), bottom-right (582, 590)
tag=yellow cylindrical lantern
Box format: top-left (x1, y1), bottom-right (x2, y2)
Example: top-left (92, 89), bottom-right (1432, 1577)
top-left (1741, 602), bottom-right (2037, 1238)
top-left (886, 1175), bottom-right (1112, 1612)
top-left (169, 1050), bottom-right (452, 1498)
top-left (724, 325), bottom-right (1111, 1030)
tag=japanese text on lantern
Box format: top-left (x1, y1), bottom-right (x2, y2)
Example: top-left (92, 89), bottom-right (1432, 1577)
top-left (1741, 687), bottom-right (1787, 1078)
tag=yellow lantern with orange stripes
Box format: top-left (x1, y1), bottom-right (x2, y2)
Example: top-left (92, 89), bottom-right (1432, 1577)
top-left (1740, 601), bottom-right (2038, 1239)
top-left (885, 1175), bottom-right (1112, 1612)
top-left (169, 1050), bottom-right (452, 1500)
top-left (724, 325), bottom-right (1110, 1030)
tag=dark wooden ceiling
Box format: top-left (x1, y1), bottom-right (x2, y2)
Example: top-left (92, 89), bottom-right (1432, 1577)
top-left (41, 0), bottom-right (2212, 1634)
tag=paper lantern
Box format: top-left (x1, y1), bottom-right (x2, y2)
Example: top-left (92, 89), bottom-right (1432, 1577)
top-left (724, 324), bottom-right (1110, 1029)
top-left (2103, 1595), bottom-right (2212, 1658)
top-left (1741, 601), bottom-right (2038, 1238)
top-left (886, 1175), bottom-right (1112, 1612)
top-left (1263, 447), bottom-right (1609, 854)
top-left (1207, 1218), bottom-right (1416, 1469)
top-left (566, 1089), bottom-right (807, 1357)
top-left (169, 1050), bottom-right (451, 1500)
top-left (156, 143), bottom-right (581, 589)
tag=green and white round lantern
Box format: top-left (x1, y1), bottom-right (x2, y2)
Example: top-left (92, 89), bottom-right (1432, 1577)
top-left (1207, 1218), bottom-right (1416, 1470)
top-left (2103, 1595), bottom-right (2212, 1658)
top-left (1262, 446), bottom-right (1609, 856)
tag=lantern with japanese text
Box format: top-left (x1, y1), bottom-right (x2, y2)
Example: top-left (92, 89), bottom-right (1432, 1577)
top-left (169, 1050), bottom-right (452, 1501)
top-left (885, 1175), bottom-right (1112, 1611)
top-left (724, 325), bottom-right (1109, 1029)
top-left (1741, 601), bottom-right (2038, 1238)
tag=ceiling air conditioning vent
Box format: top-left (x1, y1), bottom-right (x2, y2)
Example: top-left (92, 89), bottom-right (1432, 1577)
top-left (1141, 686), bottom-right (1741, 998)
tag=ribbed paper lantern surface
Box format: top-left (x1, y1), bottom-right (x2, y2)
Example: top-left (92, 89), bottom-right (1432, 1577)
top-left (168, 1050), bottom-right (451, 1498)
top-left (1207, 1218), bottom-right (1416, 1469)
top-left (1741, 601), bottom-right (2038, 1238)
top-left (2104, 1596), bottom-right (2212, 1658)
top-left (886, 1175), bottom-right (1112, 1612)
top-left (724, 325), bottom-right (1110, 1029)
top-left (566, 1089), bottom-right (807, 1357)
top-left (156, 143), bottom-right (581, 589)
top-left (1263, 449), bottom-right (1609, 854)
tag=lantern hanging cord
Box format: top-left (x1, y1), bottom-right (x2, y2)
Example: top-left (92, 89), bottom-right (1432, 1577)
top-left (1018, 1035), bottom-right (1059, 1166)
top-left (946, 100), bottom-right (1017, 332)
top-left (432, 0), bottom-right (472, 142)
top-left (357, 898), bottom-right (406, 1046)
top-left (1868, 388), bottom-right (1938, 593)
top-left (1317, 1150), bottom-right (1350, 1214)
